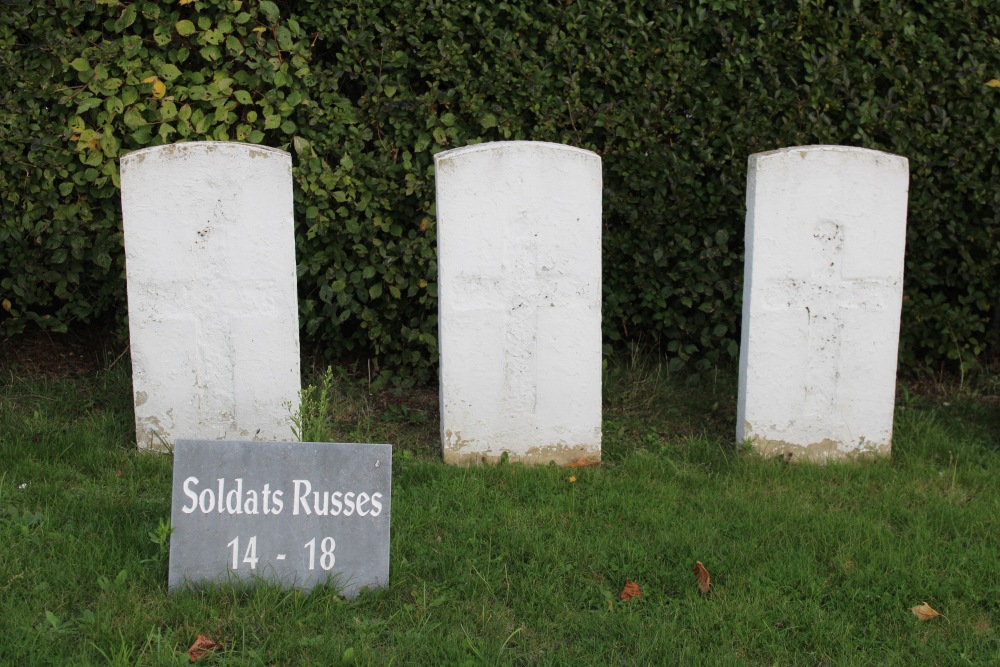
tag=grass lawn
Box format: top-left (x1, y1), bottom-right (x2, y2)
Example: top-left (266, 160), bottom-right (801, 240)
top-left (1, 353), bottom-right (998, 665)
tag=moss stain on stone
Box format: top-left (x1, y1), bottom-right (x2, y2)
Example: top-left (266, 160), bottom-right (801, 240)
top-left (750, 433), bottom-right (890, 463)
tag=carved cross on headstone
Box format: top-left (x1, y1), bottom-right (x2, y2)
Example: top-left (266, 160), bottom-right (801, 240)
top-left (765, 220), bottom-right (898, 415)
top-left (449, 210), bottom-right (593, 417)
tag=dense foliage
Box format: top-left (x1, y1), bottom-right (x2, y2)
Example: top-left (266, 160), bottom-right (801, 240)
top-left (2, 0), bottom-right (997, 380)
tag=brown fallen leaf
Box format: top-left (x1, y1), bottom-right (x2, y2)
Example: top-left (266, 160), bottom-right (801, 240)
top-left (620, 580), bottom-right (642, 601)
top-left (188, 634), bottom-right (221, 662)
top-left (693, 561), bottom-right (711, 594)
top-left (911, 602), bottom-right (941, 621)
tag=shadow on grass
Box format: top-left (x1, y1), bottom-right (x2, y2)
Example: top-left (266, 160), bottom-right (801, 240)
top-left (602, 348), bottom-right (740, 467)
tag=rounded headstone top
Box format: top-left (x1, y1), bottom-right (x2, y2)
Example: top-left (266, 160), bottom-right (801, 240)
top-left (750, 144), bottom-right (908, 168)
top-left (121, 141), bottom-right (289, 166)
top-left (434, 141), bottom-right (599, 166)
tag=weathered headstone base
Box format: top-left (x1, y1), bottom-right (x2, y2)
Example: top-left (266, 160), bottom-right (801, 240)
top-left (745, 433), bottom-right (892, 463)
top-left (441, 439), bottom-right (602, 466)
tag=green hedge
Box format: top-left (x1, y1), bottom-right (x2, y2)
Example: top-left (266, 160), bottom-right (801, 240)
top-left (2, 0), bottom-right (997, 380)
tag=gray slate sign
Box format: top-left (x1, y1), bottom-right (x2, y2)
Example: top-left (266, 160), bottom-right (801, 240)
top-left (169, 440), bottom-right (391, 597)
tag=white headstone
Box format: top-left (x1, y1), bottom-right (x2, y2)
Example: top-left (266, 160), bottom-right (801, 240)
top-left (120, 142), bottom-right (301, 451)
top-left (737, 145), bottom-right (909, 461)
top-left (435, 141), bottom-right (602, 465)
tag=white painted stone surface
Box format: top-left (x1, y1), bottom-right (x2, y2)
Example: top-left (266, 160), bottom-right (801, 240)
top-left (435, 141), bottom-right (602, 465)
top-left (737, 145), bottom-right (909, 461)
top-left (120, 142), bottom-right (301, 450)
